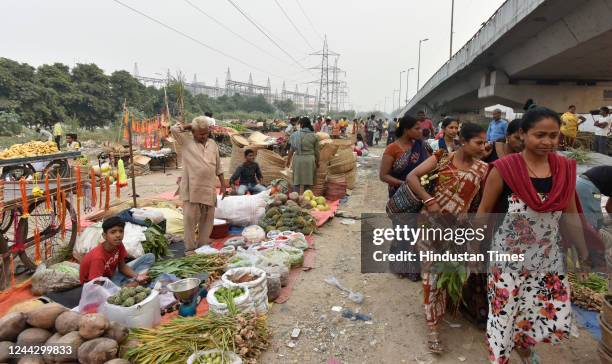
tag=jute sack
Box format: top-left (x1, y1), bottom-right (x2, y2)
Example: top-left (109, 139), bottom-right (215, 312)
top-left (346, 168), bottom-right (357, 190)
top-left (229, 134), bottom-right (264, 178)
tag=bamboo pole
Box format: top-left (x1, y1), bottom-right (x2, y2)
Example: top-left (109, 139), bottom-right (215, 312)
top-left (125, 101), bottom-right (138, 208)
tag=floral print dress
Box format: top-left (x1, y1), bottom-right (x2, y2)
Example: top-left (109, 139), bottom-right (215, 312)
top-left (486, 177), bottom-right (571, 364)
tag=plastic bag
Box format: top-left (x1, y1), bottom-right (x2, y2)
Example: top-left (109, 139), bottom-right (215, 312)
top-left (260, 264), bottom-right (289, 287)
top-left (227, 250), bottom-right (262, 269)
top-left (215, 191), bottom-right (269, 226)
top-left (242, 225), bottom-right (266, 244)
top-left (264, 272), bottom-right (281, 301)
top-left (145, 207), bottom-right (184, 235)
top-left (78, 277), bottom-right (120, 314)
top-left (284, 234), bottom-right (309, 251)
top-left (195, 245), bottom-right (220, 255)
top-left (98, 290), bottom-right (161, 328)
top-left (258, 248), bottom-right (292, 268)
top-left (131, 208), bottom-right (165, 224)
top-left (122, 222), bottom-right (146, 258)
top-left (279, 244), bottom-right (304, 267)
top-left (31, 261), bottom-right (81, 295)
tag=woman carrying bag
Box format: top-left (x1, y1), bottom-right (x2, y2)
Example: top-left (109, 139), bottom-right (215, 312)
top-left (405, 123), bottom-right (489, 353)
top-left (380, 115), bottom-right (429, 281)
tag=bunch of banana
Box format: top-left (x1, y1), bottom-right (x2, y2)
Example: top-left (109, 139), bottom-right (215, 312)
top-left (0, 141), bottom-right (59, 160)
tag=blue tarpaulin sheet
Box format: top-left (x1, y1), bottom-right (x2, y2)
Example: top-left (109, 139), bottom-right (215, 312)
top-left (573, 304), bottom-right (601, 340)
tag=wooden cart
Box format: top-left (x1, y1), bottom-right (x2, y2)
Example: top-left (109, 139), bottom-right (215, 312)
top-left (0, 151), bottom-right (81, 181)
top-left (0, 173), bottom-right (95, 290)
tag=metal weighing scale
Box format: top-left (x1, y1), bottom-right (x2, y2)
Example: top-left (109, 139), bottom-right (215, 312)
top-left (167, 276), bottom-right (208, 317)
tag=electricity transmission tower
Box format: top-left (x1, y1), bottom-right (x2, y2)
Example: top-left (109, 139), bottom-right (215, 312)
top-left (309, 35), bottom-right (339, 114)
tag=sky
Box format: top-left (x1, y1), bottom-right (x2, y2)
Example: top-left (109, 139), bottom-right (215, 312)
top-left (1, 0), bottom-right (505, 112)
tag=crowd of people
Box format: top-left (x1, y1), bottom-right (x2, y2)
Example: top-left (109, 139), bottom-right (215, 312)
top-left (380, 105), bottom-right (611, 362)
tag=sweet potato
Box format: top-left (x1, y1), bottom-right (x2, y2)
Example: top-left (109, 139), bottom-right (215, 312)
top-left (54, 311), bottom-right (82, 335)
top-left (0, 341), bottom-right (13, 362)
top-left (118, 339), bottom-right (140, 359)
top-left (77, 338), bottom-right (118, 364)
top-left (0, 312), bottom-right (27, 341)
top-left (26, 303), bottom-right (67, 329)
top-left (78, 314), bottom-right (109, 340)
top-left (17, 356), bottom-right (45, 364)
top-left (104, 360), bottom-right (130, 364)
top-left (50, 331), bottom-right (83, 363)
top-left (17, 328), bottom-right (53, 346)
top-left (103, 322), bottom-right (128, 344)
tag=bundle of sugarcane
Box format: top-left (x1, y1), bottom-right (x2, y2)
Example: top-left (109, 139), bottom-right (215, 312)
top-left (125, 313), bottom-right (269, 364)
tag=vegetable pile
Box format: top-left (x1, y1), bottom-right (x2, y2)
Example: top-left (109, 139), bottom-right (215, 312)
top-left (143, 222), bottom-right (171, 260)
top-left (126, 313), bottom-right (269, 364)
top-left (0, 303), bottom-right (128, 364)
top-left (259, 205), bottom-right (317, 235)
top-left (569, 272), bottom-right (607, 311)
top-left (149, 253), bottom-right (229, 280)
top-left (195, 350), bottom-right (232, 364)
top-left (268, 190), bottom-right (330, 212)
top-left (107, 286), bottom-right (152, 307)
top-left (0, 141), bottom-right (59, 159)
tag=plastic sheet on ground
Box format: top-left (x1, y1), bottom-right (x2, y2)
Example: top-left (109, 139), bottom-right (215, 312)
top-left (310, 199), bottom-right (341, 227)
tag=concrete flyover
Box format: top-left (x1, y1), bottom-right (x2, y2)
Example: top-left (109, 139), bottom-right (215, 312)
top-left (403, 0), bottom-right (612, 117)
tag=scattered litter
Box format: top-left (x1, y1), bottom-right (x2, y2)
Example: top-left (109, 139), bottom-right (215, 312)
top-left (336, 211), bottom-right (360, 220)
top-left (331, 306), bottom-right (343, 312)
top-left (341, 308), bottom-right (371, 321)
top-left (291, 327), bottom-right (301, 339)
top-left (324, 276), bottom-right (365, 304)
top-left (340, 219), bottom-right (356, 225)
top-left (286, 341), bottom-right (296, 348)
top-left (414, 353), bottom-right (435, 364)
top-left (458, 356), bottom-right (467, 362)
top-left (369, 339), bottom-right (378, 347)
top-left (445, 319), bottom-right (462, 328)
top-left (327, 357), bottom-right (341, 364)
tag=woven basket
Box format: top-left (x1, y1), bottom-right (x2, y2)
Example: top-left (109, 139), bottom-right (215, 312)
top-left (326, 173), bottom-right (347, 183)
top-left (346, 168), bottom-right (356, 190)
top-left (256, 149), bottom-right (287, 185)
top-left (328, 148), bottom-right (356, 175)
top-left (331, 139), bottom-right (354, 147)
top-left (325, 181), bottom-right (347, 201)
top-left (319, 143), bottom-right (340, 162)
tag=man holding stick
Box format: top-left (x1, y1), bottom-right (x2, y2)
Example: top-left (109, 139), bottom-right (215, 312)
top-left (171, 116), bottom-right (227, 255)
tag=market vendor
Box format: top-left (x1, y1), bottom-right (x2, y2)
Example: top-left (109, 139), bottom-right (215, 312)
top-left (36, 127), bottom-right (54, 142)
top-left (79, 216), bottom-right (154, 286)
top-left (230, 149), bottom-right (267, 195)
top-left (171, 116), bottom-right (227, 254)
top-left (66, 133), bottom-right (81, 150)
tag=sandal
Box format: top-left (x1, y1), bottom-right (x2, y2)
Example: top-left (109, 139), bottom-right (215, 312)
top-left (427, 332), bottom-right (444, 354)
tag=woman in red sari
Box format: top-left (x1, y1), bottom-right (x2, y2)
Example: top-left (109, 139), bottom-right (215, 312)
top-left (477, 107), bottom-right (591, 364)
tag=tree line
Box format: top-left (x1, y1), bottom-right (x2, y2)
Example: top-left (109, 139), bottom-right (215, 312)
top-left (0, 57), bottom-right (307, 134)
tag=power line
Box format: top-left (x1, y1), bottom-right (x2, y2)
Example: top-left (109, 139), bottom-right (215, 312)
top-left (294, 0), bottom-right (324, 42)
top-left (110, 0), bottom-right (285, 79)
top-left (225, 0), bottom-right (309, 71)
top-left (273, 0), bottom-right (314, 50)
top-left (182, 0), bottom-right (296, 69)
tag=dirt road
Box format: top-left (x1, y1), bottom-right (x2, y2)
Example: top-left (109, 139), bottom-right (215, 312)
top-left (130, 146), bottom-right (598, 364)
top-left (256, 145), bottom-right (598, 364)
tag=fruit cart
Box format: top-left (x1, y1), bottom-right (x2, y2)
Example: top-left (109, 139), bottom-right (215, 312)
top-left (0, 167), bottom-right (108, 290)
top-left (0, 150), bottom-right (81, 181)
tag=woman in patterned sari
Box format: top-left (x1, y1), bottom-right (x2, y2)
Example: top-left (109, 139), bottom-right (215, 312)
top-left (406, 123), bottom-right (489, 353)
top-left (380, 115), bottom-right (429, 281)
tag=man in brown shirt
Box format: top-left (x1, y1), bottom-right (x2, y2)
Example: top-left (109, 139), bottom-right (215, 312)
top-left (171, 116), bottom-right (227, 254)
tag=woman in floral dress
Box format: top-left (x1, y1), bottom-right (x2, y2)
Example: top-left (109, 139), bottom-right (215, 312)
top-left (407, 123), bottom-right (489, 353)
top-left (477, 107), bottom-right (590, 363)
